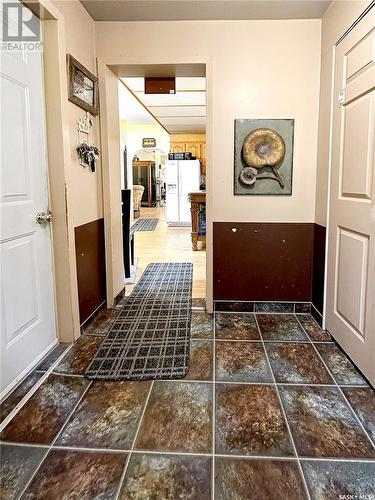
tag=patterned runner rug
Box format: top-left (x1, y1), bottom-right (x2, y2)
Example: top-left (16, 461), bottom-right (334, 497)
top-left (85, 263), bottom-right (192, 381)
top-left (130, 218), bottom-right (159, 234)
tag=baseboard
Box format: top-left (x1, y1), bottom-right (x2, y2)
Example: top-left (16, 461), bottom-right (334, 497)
top-left (214, 300), bottom-right (311, 314)
top-left (310, 302), bottom-right (323, 326)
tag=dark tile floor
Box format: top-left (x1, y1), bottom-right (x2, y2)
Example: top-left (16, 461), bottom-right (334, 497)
top-left (1, 308), bottom-right (375, 499)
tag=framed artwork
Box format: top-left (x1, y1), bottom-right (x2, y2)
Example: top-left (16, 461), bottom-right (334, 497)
top-left (67, 54), bottom-right (99, 115)
top-left (234, 119), bottom-right (294, 195)
top-left (142, 138), bottom-right (157, 148)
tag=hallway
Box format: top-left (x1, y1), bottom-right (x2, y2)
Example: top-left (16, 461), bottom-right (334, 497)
top-left (1, 1), bottom-right (375, 499)
top-left (127, 206), bottom-right (206, 298)
top-left (1, 306), bottom-right (374, 498)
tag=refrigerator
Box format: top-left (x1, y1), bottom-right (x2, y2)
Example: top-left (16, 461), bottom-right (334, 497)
top-left (166, 160), bottom-right (201, 226)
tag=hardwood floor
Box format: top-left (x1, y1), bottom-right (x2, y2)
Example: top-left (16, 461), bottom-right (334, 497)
top-left (126, 206), bottom-right (206, 298)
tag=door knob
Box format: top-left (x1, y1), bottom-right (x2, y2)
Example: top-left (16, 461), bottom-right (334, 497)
top-left (36, 211), bottom-right (53, 224)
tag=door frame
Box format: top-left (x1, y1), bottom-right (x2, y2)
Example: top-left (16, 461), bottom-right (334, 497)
top-left (323, 2), bottom-right (374, 331)
top-left (98, 58), bottom-right (214, 312)
top-left (22, 0), bottom-right (82, 343)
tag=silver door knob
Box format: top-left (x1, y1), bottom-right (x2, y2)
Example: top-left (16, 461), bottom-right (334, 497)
top-left (36, 211), bottom-right (53, 224)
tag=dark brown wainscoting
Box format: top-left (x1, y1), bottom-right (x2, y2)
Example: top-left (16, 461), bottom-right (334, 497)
top-left (312, 224), bottom-right (326, 315)
top-left (75, 219), bottom-right (106, 325)
top-left (213, 222), bottom-right (314, 302)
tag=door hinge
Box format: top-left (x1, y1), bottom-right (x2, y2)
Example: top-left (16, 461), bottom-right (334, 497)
top-left (338, 90), bottom-right (346, 105)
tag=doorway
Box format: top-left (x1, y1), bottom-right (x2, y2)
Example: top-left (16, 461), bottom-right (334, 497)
top-left (117, 70), bottom-right (207, 299)
top-left (132, 148), bottom-right (168, 211)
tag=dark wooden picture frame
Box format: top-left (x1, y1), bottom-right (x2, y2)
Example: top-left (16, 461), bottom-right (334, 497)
top-left (67, 54), bottom-right (99, 115)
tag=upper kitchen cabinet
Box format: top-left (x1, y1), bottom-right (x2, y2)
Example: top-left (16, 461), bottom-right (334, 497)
top-left (170, 134), bottom-right (206, 175)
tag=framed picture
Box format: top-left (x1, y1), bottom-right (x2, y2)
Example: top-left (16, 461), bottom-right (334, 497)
top-left (142, 138), bottom-right (157, 148)
top-left (234, 119), bottom-right (294, 196)
top-left (67, 54), bottom-right (99, 115)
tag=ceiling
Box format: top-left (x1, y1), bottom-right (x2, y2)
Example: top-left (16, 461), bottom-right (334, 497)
top-left (122, 77), bottom-right (206, 134)
top-left (118, 81), bottom-right (156, 124)
top-left (111, 64), bottom-right (206, 78)
top-left (81, 0), bottom-right (331, 21)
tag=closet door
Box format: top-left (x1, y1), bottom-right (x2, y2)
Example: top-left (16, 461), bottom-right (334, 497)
top-left (326, 6), bottom-right (375, 384)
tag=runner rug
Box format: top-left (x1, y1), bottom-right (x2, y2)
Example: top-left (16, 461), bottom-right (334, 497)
top-left (130, 218), bottom-right (159, 234)
top-left (85, 262), bottom-right (192, 381)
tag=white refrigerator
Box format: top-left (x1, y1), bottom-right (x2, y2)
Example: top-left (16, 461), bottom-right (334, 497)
top-left (166, 159), bottom-right (201, 226)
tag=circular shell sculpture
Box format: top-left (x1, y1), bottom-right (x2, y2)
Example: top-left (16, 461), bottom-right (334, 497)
top-left (239, 166), bottom-right (258, 186)
top-left (242, 128), bottom-right (285, 168)
top-left (239, 128), bottom-right (286, 188)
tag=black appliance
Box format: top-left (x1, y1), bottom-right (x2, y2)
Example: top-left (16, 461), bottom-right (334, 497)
top-left (121, 189), bottom-right (133, 279)
top-left (168, 152), bottom-right (193, 160)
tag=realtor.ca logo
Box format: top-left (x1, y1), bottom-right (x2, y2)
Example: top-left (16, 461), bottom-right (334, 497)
top-left (2, 2), bottom-right (41, 51)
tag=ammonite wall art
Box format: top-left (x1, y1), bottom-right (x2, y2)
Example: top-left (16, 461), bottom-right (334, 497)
top-left (234, 119), bottom-right (294, 195)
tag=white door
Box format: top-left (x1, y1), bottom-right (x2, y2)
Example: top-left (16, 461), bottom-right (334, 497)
top-left (166, 160), bottom-right (179, 224)
top-left (326, 7), bottom-right (375, 385)
top-left (0, 2), bottom-right (57, 398)
top-left (179, 160), bottom-right (200, 223)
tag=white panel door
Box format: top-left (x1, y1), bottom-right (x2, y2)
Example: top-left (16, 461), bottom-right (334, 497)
top-left (326, 7), bottom-right (375, 385)
top-left (0, 2), bottom-right (57, 398)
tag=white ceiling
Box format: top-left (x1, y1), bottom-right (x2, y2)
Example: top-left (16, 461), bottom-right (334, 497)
top-left (81, 0), bottom-right (331, 21)
top-left (118, 81), bottom-right (156, 124)
top-left (122, 77), bottom-right (206, 133)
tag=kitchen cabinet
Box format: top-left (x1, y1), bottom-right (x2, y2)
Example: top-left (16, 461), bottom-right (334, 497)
top-left (170, 134), bottom-right (206, 175)
top-left (171, 143), bottom-right (185, 154)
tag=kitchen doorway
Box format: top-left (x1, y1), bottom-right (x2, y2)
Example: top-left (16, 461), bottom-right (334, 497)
top-left (118, 70), bottom-right (207, 300)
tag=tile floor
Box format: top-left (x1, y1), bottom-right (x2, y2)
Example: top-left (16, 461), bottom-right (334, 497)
top-left (1, 309), bottom-right (375, 499)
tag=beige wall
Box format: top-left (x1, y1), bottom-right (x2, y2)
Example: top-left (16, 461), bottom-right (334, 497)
top-left (52, 0), bottom-right (103, 228)
top-left (96, 20), bottom-right (322, 223)
top-left (41, 0), bottom-right (105, 340)
top-left (315, 0), bottom-right (371, 226)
